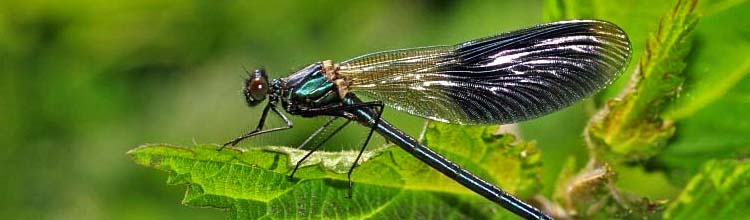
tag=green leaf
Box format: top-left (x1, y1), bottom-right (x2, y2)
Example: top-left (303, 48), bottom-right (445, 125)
top-left (541, 1), bottom-right (750, 219)
top-left (585, 0), bottom-right (698, 161)
top-left (128, 123), bottom-right (544, 219)
top-left (663, 159), bottom-right (750, 220)
top-left (544, 0), bottom-right (701, 161)
top-left (655, 0), bottom-right (750, 183)
top-left (546, 0), bottom-right (750, 181)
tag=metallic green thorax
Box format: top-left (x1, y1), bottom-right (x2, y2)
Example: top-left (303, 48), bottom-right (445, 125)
top-left (283, 63), bottom-right (342, 112)
top-left (293, 75), bottom-right (336, 101)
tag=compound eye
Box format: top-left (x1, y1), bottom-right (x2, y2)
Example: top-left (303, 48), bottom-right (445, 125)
top-left (247, 77), bottom-right (268, 101)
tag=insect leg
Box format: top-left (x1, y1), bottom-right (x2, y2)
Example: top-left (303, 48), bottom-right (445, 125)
top-left (221, 104), bottom-right (293, 150)
top-left (289, 118), bottom-right (352, 179)
top-left (297, 100), bottom-right (385, 197)
top-left (346, 101), bottom-right (384, 198)
top-left (295, 117), bottom-right (339, 150)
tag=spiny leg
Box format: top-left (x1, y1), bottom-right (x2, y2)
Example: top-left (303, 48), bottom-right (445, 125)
top-left (347, 101), bottom-right (384, 198)
top-left (292, 100), bottom-right (385, 197)
top-left (289, 118), bottom-right (352, 179)
top-left (220, 104), bottom-right (292, 150)
top-left (295, 117), bottom-right (339, 150)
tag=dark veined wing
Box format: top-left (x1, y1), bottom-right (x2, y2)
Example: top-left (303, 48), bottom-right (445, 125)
top-left (337, 20), bottom-right (631, 124)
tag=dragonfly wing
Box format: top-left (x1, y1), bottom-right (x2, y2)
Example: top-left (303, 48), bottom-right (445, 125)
top-left (338, 20), bottom-right (631, 124)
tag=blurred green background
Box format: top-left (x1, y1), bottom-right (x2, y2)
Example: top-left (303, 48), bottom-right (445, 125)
top-left (0, 0), bottom-right (628, 219)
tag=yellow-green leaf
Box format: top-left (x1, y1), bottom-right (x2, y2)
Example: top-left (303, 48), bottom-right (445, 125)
top-left (664, 160), bottom-right (750, 220)
top-left (128, 122), bottom-right (544, 219)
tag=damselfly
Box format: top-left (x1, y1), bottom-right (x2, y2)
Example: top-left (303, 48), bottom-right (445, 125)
top-left (222, 20), bottom-right (631, 220)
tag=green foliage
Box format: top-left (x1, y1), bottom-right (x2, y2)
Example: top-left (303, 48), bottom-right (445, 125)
top-left (664, 160), bottom-right (750, 220)
top-left (585, 0), bottom-right (698, 161)
top-left (543, 0), bottom-right (750, 219)
top-left (128, 123), bottom-right (544, 219)
top-left (656, 0), bottom-right (750, 183)
top-left (544, 0), bottom-right (750, 169)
